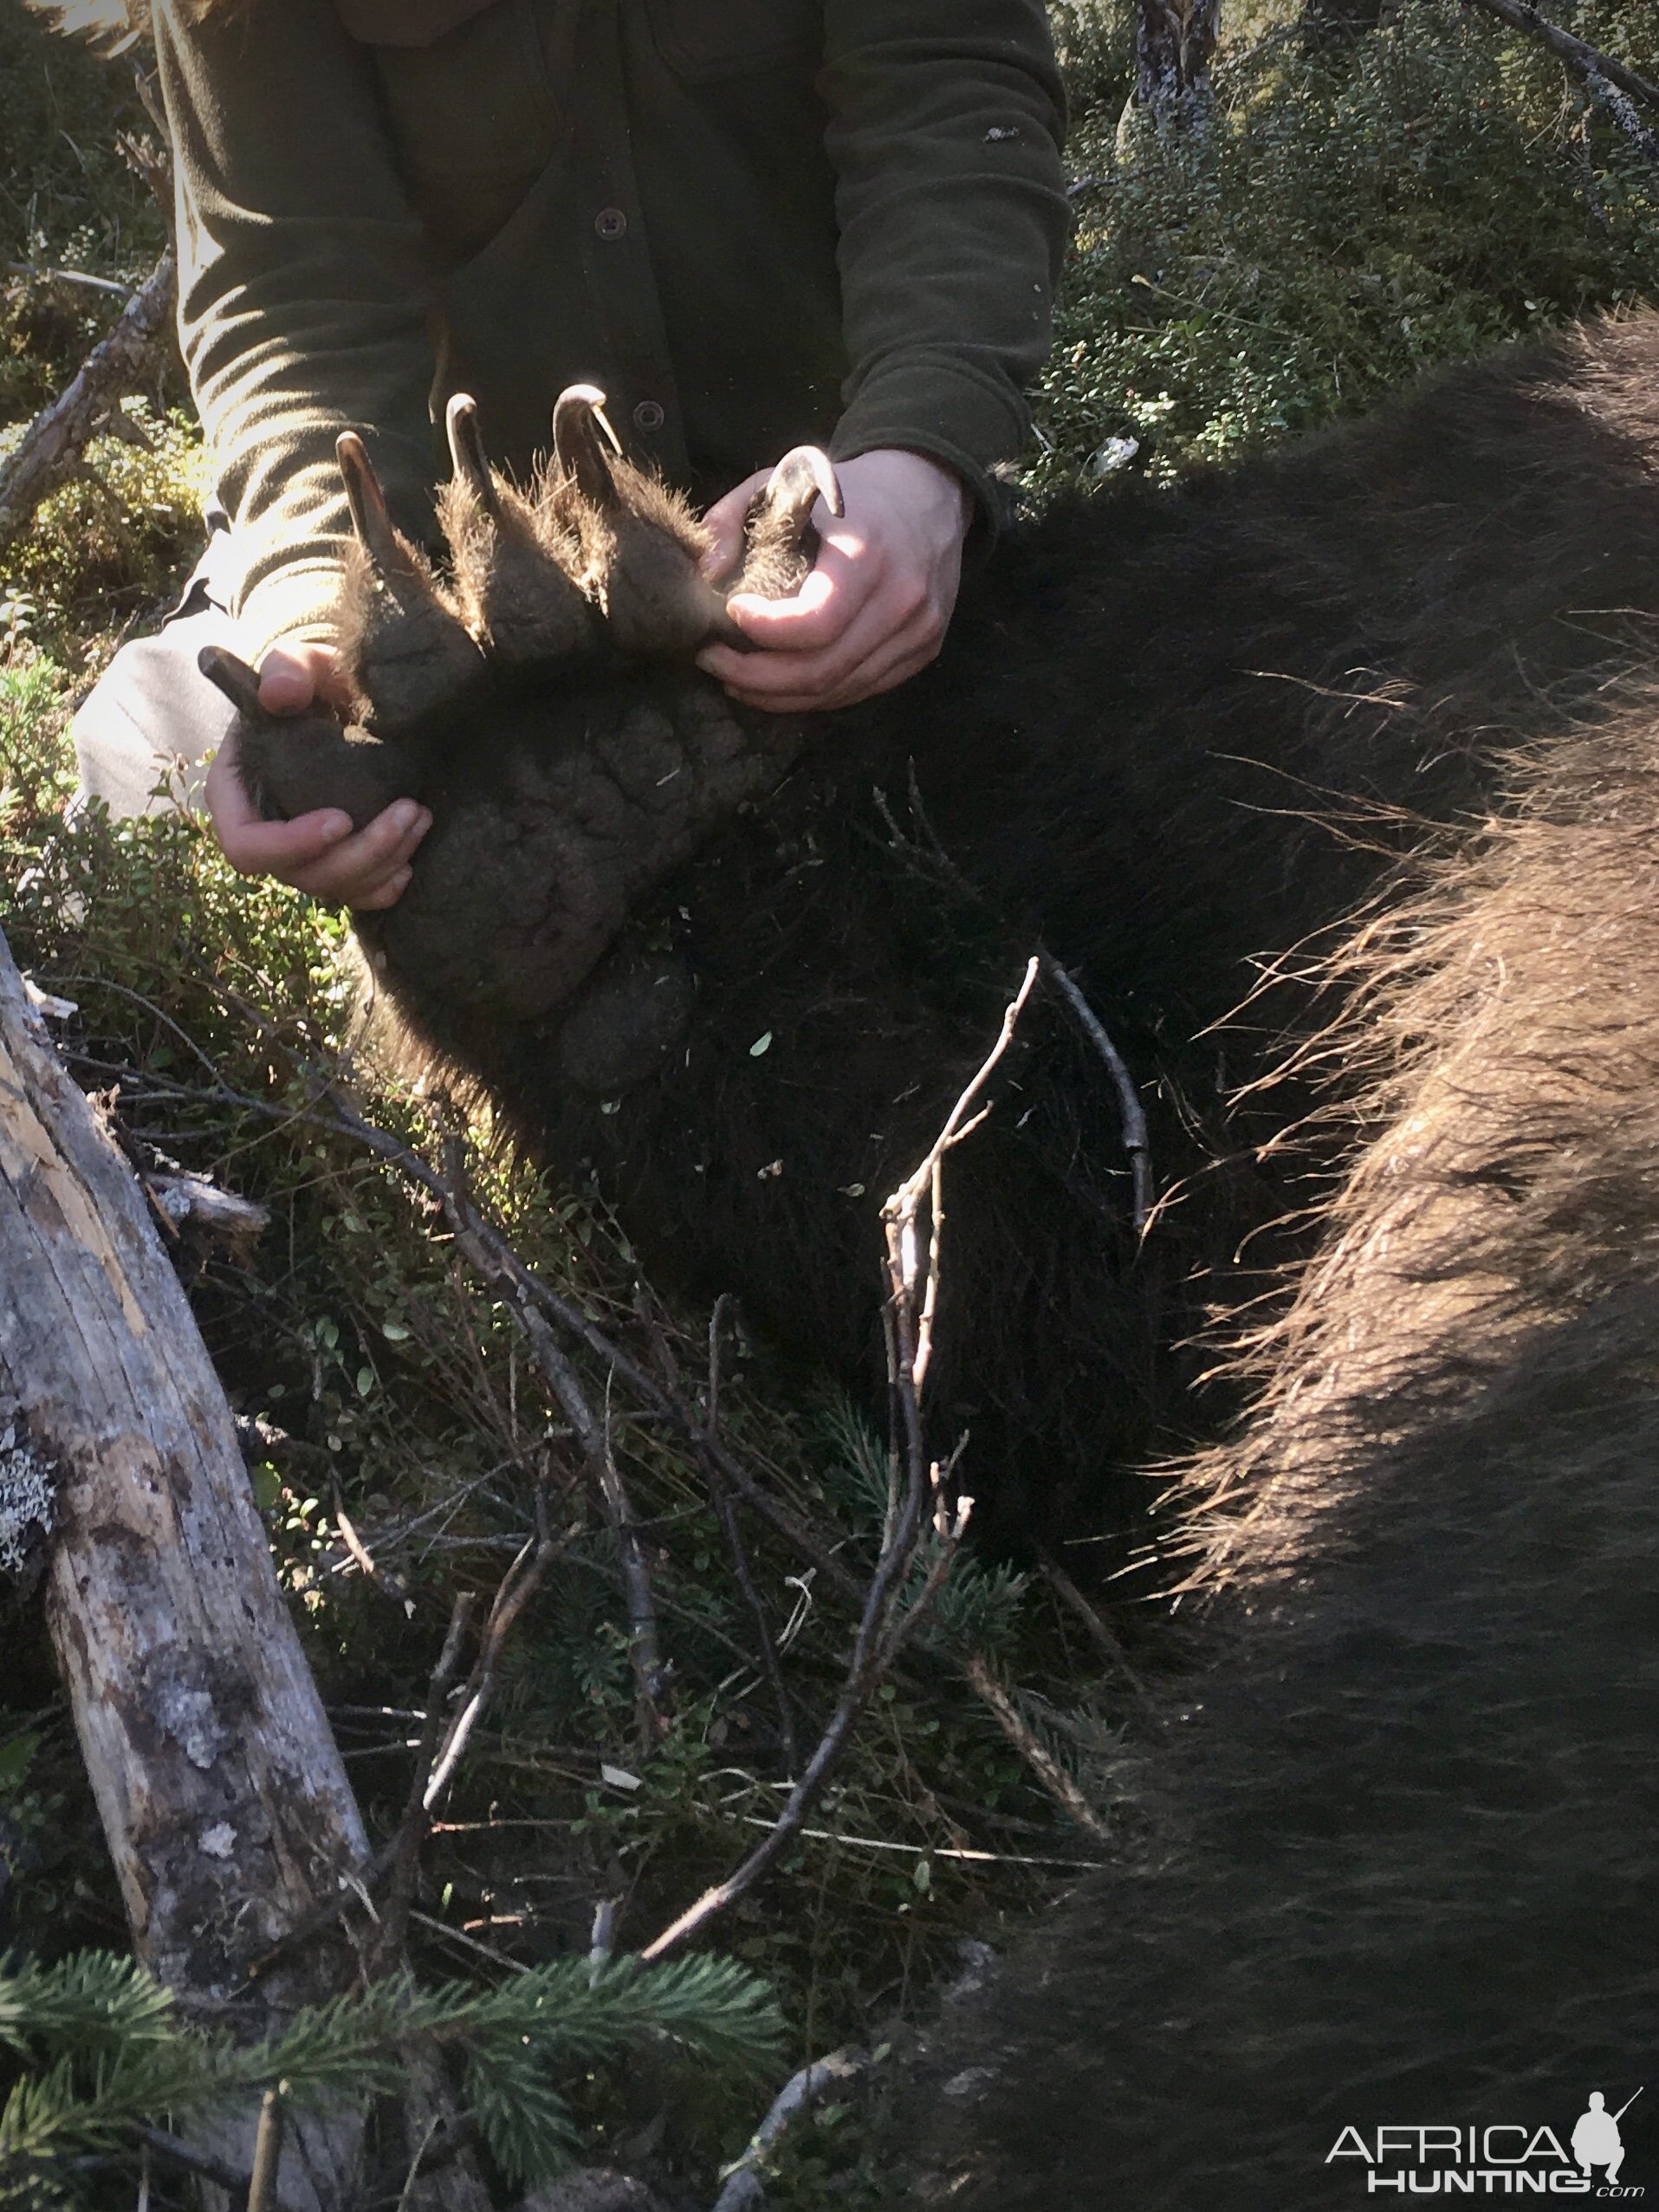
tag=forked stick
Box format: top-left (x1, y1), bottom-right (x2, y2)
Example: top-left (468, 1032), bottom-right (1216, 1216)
top-left (639, 962), bottom-right (1040, 1961)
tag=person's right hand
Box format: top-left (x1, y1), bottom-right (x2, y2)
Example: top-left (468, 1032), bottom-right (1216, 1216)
top-left (204, 639), bottom-right (431, 912)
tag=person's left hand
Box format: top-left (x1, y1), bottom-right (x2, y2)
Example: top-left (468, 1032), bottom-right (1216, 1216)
top-left (697, 447), bottom-right (971, 713)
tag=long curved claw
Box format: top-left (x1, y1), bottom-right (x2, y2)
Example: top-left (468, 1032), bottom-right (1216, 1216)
top-left (198, 643), bottom-right (269, 724)
top-left (336, 430), bottom-right (410, 574)
top-left (728, 444), bottom-right (843, 603)
top-left (200, 642), bottom-right (416, 832)
top-left (764, 444), bottom-right (844, 529)
top-left (439, 391), bottom-right (596, 664)
top-left (334, 428), bottom-right (483, 729)
top-left (552, 383), bottom-right (624, 509)
top-left (444, 392), bottom-right (501, 516)
top-left (546, 383), bottom-right (742, 654)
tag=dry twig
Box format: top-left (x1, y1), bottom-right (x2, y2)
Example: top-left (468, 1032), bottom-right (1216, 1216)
top-left (885, 957), bottom-right (1040, 1401)
top-left (373, 1595), bottom-right (474, 1969)
top-left (245, 2087), bottom-right (287, 2212)
top-left (251, 1518), bottom-right (564, 1980)
top-left (3, 258), bottom-right (136, 297)
top-left (710, 2047), bottom-right (872, 2212)
top-left (139, 2128), bottom-right (298, 2211)
top-left (438, 1135), bottom-right (667, 1748)
top-left (875, 792), bottom-right (1153, 1230)
top-left (421, 1504), bottom-right (571, 1812)
top-left (961, 1653), bottom-right (1112, 1843)
top-left (1040, 956), bottom-right (1153, 1233)
top-left (642, 1292), bottom-right (800, 1772)
top-left (639, 1469), bottom-right (971, 1962)
top-left (1036, 1545), bottom-right (1150, 1702)
top-left (331, 1487), bottom-right (412, 1609)
top-left (641, 964), bottom-right (1039, 1960)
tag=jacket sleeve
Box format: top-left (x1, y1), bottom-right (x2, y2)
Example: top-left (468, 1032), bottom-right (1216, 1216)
top-left (153, 0), bottom-right (437, 662)
top-left (819, 0), bottom-right (1069, 513)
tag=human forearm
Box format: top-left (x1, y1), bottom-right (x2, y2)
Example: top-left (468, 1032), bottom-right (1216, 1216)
top-left (155, 0), bottom-right (437, 658)
top-left (821, 0), bottom-right (1069, 511)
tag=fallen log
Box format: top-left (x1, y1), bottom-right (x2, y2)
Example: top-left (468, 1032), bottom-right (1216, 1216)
top-left (0, 919), bottom-right (368, 2201)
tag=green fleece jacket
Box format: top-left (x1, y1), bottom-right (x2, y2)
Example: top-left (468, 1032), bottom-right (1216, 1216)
top-left (152, 0), bottom-right (1069, 662)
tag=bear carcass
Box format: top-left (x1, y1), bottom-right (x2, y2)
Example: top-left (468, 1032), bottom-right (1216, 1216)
top-left (204, 312), bottom-right (1659, 1544)
top-left (896, 673), bottom-right (1659, 2209)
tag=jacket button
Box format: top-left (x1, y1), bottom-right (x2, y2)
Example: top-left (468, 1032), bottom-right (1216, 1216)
top-left (633, 399), bottom-right (665, 432)
top-left (594, 206), bottom-right (627, 240)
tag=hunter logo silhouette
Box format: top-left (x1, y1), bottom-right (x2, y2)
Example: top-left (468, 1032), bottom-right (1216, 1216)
top-left (1325, 2088), bottom-right (1649, 2194)
top-left (1572, 2090), bottom-right (1643, 2187)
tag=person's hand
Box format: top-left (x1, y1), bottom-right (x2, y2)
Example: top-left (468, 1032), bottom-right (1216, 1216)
top-left (204, 638), bottom-right (431, 912)
top-left (697, 448), bottom-right (971, 713)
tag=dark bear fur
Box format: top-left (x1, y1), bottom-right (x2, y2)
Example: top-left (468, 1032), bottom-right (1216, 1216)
top-left (209, 316), bottom-right (1659, 2199)
top-left (897, 678), bottom-right (1659, 2207)
top-left (221, 314), bottom-right (1659, 1544)
top-left (502, 312), bottom-right (1659, 1538)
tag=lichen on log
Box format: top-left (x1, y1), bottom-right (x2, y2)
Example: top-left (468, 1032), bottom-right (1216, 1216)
top-left (0, 922), bottom-right (369, 2201)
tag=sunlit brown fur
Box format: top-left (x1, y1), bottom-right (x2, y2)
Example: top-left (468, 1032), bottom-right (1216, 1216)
top-left (898, 678), bottom-right (1659, 2202)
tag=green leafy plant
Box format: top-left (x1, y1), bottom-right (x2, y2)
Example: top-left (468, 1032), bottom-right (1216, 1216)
top-left (0, 403), bottom-right (205, 632)
top-left (0, 1947), bottom-right (785, 2204)
top-left (1032, 1), bottom-right (1659, 487)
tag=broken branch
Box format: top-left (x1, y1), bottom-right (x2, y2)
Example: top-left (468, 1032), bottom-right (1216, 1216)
top-left (961, 1654), bottom-right (1112, 1843)
top-left (373, 1594), bottom-right (475, 1968)
top-left (1040, 955), bottom-right (1153, 1234)
top-left (0, 247), bottom-right (175, 550)
top-left (4, 258), bottom-right (136, 298)
top-left (1460, 0), bottom-right (1659, 160)
top-left (421, 1504), bottom-right (570, 1813)
top-left (710, 2047), bottom-right (872, 2212)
